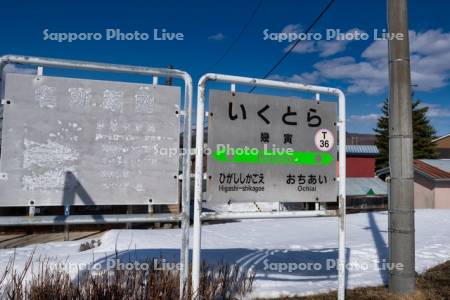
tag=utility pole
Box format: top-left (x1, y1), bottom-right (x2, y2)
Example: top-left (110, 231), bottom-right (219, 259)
top-left (387, 0), bottom-right (415, 294)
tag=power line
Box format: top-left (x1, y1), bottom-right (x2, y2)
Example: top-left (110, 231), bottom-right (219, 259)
top-left (249, 0), bottom-right (336, 93)
top-left (206, 0), bottom-right (263, 72)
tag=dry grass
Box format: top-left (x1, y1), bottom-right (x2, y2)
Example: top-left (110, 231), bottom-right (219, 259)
top-left (78, 239), bottom-right (102, 252)
top-left (0, 252), bottom-right (255, 300)
top-left (199, 261), bottom-right (255, 299)
top-left (4, 252), bottom-right (448, 300)
top-left (262, 260), bottom-right (450, 300)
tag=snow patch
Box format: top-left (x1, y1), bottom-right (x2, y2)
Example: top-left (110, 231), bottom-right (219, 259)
top-left (0, 210), bottom-right (448, 298)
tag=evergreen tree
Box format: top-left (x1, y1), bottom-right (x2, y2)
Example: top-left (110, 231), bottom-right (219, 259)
top-left (374, 99), bottom-right (438, 170)
top-left (374, 100), bottom-right (390, 169)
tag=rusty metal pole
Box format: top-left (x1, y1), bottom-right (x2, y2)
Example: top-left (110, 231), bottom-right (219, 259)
top-left (387, 0), bottom-right (415, 294)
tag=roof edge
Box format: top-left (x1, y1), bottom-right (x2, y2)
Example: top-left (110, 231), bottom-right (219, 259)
top-left (433, 133), bottom-right (450, 142)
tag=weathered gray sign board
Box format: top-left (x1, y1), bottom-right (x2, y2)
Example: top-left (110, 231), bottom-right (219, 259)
top-left (207, 90), bottom-right (337, 203)
top-left (0, 73), bottom-right (180, 206)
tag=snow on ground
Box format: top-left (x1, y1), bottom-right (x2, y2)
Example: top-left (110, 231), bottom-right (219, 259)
top-left (0, 209), bottom-right (449, 298)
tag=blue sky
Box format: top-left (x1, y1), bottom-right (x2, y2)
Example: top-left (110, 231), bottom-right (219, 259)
top-left (1, 0), bottom-right (449, 135)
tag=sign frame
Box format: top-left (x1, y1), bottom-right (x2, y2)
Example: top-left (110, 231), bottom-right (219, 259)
top-left (0, 55), bottom-right (193, 298)
top-left (192, 73), bottom-right (347, 300)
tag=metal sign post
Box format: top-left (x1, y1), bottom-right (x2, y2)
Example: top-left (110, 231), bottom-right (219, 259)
top-left (0, 55), bottom-right (192, 298)
top-left (192, 73), bottom-right (346, 299)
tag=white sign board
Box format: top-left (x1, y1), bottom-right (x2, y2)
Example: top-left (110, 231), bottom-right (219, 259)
top-left (0, 73), bottom-right (180, 206)
top-left (207, 90), bottom-right (337, 203)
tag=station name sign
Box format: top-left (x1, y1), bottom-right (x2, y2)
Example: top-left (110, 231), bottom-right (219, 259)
top-left (207, 90), bottom-right (337, 203)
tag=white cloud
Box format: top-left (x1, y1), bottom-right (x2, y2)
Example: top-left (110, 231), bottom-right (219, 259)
top-left (3, 64), bottom-right (36, 74)
top-left (282, 24), bottom-right (303, 34)
top-left (419, 102), bottom-right (450, 118)
top-left (277, 29), bottom-right (450, 95)
top-left (288, 41), bottom-right (317, 54)
top-left (268, 71), bottom-right (320, 85)
top-left (286, 27), bottom-right (366, 57)
top-left (364, 29), bottom-right (450, 59)
top-left (360, 29), bottom-right (450, 92)
top-left (280, 24), bottom-right (317, 54)
top-left (313, 56), bottom-right (387, 94)
top-left (348, 114), bottom-right (381, 122)
top-left (208, 33), bottom-right (226, 41)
